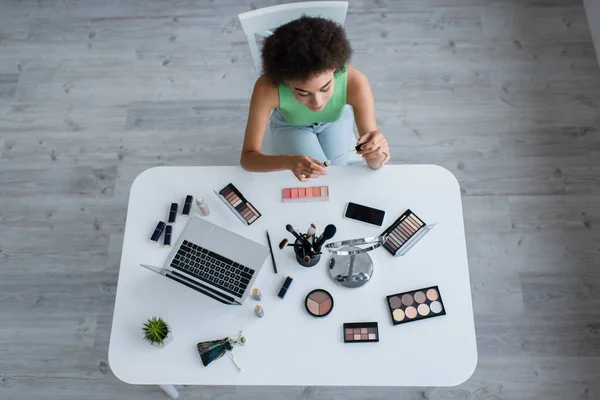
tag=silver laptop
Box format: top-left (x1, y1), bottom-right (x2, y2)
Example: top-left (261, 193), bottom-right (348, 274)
top-left (141, 217), bottom-right (269, 305)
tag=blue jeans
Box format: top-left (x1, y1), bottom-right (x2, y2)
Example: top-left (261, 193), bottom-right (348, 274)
top-left (269, 105), bottom-right (355, 165)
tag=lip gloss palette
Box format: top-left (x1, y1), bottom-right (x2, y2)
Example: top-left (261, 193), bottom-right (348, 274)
top-left (282, 186), bottom-right (330, 203)
top-left (215, 183), bottom-right (261, 225)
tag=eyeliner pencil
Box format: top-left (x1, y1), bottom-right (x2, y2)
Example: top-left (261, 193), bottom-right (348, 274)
top-left (266, 230), bottom-right (278, 274)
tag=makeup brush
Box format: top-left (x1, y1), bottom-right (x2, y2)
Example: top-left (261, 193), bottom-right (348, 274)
top-left (314, 224), bottom-right (337, 253)
top-left (311, 224), bottom-right (318, 245)
top-left (307, 223), bottom-right (316, 238)
top-left (309, 223), bottom-right (317, 246)
top-left (279, 238), bottom-right (289, 249)
top-left (266, 230), bottom-right (278, 274)
top-left (286, 224), bottom-right (314, 251)
top-left (324, 144), bottom-right (363, 166)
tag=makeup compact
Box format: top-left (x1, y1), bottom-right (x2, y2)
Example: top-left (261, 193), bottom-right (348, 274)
top-left (215, 183), bottom-right (261, 225)
top-left (305, 289), bottom-right (334, 318)
top-left (386, 285), bottom-right (446, 326)
top-left (381, 209), bottom-right (436, 256)
top-left (343, 322), bottom-right (379, 343)
top-left (282, 186), bottom-right (330, 202)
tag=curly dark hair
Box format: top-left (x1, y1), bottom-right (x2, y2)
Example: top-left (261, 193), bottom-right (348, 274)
top-left (261, 16), bottom-right (352, 84)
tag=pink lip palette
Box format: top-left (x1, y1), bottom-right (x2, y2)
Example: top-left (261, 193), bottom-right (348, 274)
top-left (282, 186), bottom-right (330, 203)
top-left (386, 285), bottom-right (446, 326)
top-left (343, 322), bottom-right (379, 343)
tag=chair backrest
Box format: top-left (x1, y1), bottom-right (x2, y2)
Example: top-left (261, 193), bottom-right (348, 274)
top-left (238, 1), bottom-right (349, 76)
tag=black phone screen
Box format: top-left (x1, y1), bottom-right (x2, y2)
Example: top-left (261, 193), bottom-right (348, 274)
top-left (345, 202), bottom-right (385, 226)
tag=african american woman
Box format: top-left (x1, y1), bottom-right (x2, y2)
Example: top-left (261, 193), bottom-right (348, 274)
top-left (240, 16), bottom-right (390, 182)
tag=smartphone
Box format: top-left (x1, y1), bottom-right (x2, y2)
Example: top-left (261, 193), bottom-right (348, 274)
top-left (344, 202), bottom-right (386, 227)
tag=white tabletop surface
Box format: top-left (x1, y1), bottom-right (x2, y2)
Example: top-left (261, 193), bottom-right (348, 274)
top-left (108, 165), bottom-right (477, 387)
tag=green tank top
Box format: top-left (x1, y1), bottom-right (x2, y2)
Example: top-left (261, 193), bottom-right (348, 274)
top-left (277, 68), bottom-right (347, 125)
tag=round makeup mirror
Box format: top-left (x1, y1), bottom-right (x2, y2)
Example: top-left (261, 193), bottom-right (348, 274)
top-left (325, 237), bottom-right (385, 289)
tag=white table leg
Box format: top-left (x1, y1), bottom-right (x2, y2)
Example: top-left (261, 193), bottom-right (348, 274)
top-left (159, 385), bottom-right (179, 399)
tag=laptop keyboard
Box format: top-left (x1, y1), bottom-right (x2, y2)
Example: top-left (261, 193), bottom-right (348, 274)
top-left (169, 240), bottom-right (254, 298)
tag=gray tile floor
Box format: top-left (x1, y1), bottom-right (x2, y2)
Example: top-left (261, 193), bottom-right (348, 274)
top-left (1, 0), bottom-right (599, 399)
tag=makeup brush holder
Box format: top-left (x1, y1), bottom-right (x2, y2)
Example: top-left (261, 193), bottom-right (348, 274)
top-left (293, 238), bottom-right (321, 267)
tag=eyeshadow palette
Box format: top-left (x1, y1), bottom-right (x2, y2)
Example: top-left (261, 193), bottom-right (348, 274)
top-left (305, 289), bottom-right (334, 318)
top-left (381, 209), bottom-right (435, 256)
top-left (343, 322), bottom-right (379, 343)
top-left (386, 286), bottom-right (446, 326)
top-left (215, 183), bottom-right (261, 225)
top-left (282, 186), bottom-right (330, 203)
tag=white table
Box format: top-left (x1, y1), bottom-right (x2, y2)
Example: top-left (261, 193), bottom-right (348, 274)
top-left (109, 165), bottom-right (477, 391)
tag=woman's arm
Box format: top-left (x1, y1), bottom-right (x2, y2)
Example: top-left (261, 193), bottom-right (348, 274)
top-left (240, 75), bottom-right (328, 181)
top-left (240, 75), bottom-right (290, 172)
top-left (346, 65), bottom-right (390, 170)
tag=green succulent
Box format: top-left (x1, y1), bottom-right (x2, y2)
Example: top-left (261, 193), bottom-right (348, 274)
top-left (142, 316), bottom-right (170, 345)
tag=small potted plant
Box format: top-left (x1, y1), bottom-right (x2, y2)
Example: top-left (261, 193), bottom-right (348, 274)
top-left (142, 316), bottom-right (173, 348)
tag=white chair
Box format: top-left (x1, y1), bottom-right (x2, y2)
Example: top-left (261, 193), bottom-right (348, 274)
top-left (239, 1), bottom-right (348, 76)
top-left (238, 1), bottom-right (363, 165)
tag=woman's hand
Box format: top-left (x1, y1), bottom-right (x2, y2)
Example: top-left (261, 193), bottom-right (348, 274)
top-left (356, 130), bottom-right (390, 168)
top-left (286, 155), bottom-right (328, 182)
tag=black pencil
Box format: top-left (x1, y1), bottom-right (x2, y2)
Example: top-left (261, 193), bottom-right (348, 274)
top-left (266, 230), bottom-right (278, 274)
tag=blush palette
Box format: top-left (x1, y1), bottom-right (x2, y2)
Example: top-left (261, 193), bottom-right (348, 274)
top-left (381, 209), bottom-right (435, 256)
top-left (215, 183), bottom-right (261, 225)
top-left (305, 289), bottom-right (334, 318)
top-left (282, 186), bottom-right (330, 203)
top-left (343, 322), bottom-right (379, 343)
top-left (386, 285), bottom-right (446, 326)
